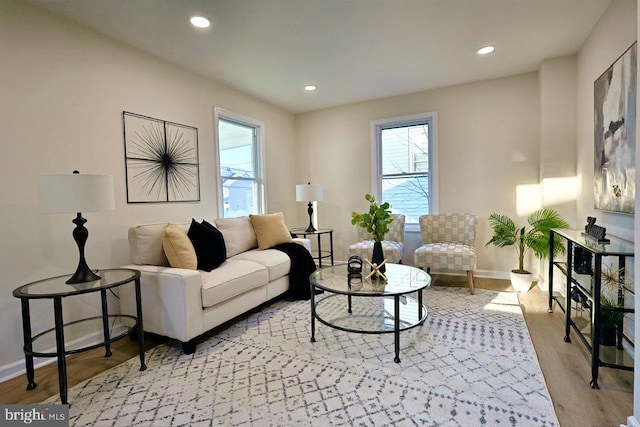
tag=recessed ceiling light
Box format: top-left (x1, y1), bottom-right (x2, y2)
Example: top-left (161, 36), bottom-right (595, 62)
top-left (190, 16), bottom-right (211, 29)
top-left (304, 85), bottom-right (317, 91)
top-left (477, 46), bottom-right (495, 55)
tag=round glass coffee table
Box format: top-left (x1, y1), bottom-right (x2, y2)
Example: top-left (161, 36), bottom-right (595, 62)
top-left (309, 263), bottom-right (431, 363)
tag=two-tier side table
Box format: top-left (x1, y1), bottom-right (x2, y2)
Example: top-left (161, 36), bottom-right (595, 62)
top-left (290, 227), bottom-right (334, 268)
top-left (12, 268), bottom-right (146, 404)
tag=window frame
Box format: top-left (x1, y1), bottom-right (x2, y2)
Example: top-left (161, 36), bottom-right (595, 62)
top-left (214, 107), bottom-right (266, 218)
top-left (370, 112), bottom-right (439, 231)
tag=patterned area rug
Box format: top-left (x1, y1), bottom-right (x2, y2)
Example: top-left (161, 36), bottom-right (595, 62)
top-left (46, 287), bottom-right (559, 426)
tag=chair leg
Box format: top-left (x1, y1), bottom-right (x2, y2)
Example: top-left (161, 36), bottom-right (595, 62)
top-left (467, 271), bottom-right (475, 295)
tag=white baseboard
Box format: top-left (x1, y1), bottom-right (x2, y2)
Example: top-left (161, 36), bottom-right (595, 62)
top-left (475, 269), bottom-right (510, 280)
top-left (0, 326), bottom-right (128, 384)
top-left (626, 415), bottom-right (640, 427)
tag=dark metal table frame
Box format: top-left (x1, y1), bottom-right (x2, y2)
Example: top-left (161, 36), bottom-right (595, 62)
top-left (310, 264), bottom-right (430, 363)
top-left (13, 268), bottom-right (146, 404)
top-left (548, 228), bottom-right (634, 389)
top-left (289, 228), bottom-right (334, 268)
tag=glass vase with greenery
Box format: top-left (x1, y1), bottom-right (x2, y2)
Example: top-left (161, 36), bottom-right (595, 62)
top-left (351, 194), bottom-right (393, 242)
top-left (351, 194), bottom-right (393, 272)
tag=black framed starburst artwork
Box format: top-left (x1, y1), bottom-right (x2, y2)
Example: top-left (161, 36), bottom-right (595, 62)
top-left (123, 111), bottom-right (200, 203)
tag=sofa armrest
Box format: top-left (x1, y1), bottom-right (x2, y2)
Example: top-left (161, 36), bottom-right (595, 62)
top-left (118, 264), bottom-right (205, 343)
top-left (292, 237), bottom-right (311, 253)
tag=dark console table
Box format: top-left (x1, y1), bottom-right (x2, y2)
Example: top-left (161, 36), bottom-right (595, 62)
top-left (548, 228), bottom-right (634, 389)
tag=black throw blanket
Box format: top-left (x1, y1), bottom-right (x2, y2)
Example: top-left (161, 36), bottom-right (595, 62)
top-left (273, 242), bottom-right (317, 300)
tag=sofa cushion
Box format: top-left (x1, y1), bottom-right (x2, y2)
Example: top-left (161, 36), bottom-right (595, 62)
top-left (129, 222), bottom-right (170, 266)
top-left (200, 259), bottom-right (269, 307)
top-left (163, 223), bottom-right (197, 270)
top-left (232, 248), bottom-right (291, 282)
top-left (129, 222), bottom-right (190, 266)
top-left (187, 219), bottom-right (226, 271)
top-left (249, 212), bottom-right (293, 250)
top-left (215, 216), bottom-right (258, 258)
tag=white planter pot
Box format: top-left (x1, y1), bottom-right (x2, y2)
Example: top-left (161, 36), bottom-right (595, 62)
top-left (510, 271), bottom-right (533, 292)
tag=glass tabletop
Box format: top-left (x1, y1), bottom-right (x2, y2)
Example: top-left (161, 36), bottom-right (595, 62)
top-left (290, 228), bottom-right (333, 235)
top-left (13, 268), bottom-right (140, 299)
top-left (310, 264), bottom-right (431, 296)
top-left (552, 228), bottom-right (635, 255)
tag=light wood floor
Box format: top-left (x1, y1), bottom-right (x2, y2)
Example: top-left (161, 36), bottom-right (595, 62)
top-left (0, 276), bottom-right (633, 427)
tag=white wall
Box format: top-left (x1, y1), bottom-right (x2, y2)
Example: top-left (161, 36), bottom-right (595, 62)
top-left (0, 0), bottom-right (296, 377)
top-left (573, 0), bottom-right (638, 424)
top-left (576, 0), bottom-right (637, 241)
top-left (296, 73), bottom-right (541, 276)
top-left (536, 56), bottom-right (578, 290)
top-left (636, 0), bottom-right (640, 420)
top-left (540, 56), bottom-right (578, 184)
top-left (539, 56), bottom-right (578, 224)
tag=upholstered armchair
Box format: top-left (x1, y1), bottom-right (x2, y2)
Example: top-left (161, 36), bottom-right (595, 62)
top-left (348, 213), bottom-right (406, 264)
top-left (414, 213), bottom-right (478, 294)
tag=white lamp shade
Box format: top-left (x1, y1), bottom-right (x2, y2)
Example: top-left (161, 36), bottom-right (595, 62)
top-left (296, 183), bottom-right (323, 202)
top-left (38, 173), bottom-right (115, 213)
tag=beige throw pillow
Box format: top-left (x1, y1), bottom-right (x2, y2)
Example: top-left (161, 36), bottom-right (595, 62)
top-left (249, 212), bottom-right (293, 250)
top-left (215, 216), bottom-right (258, 257)
top-left (163, 223), bottom-right (197, 269)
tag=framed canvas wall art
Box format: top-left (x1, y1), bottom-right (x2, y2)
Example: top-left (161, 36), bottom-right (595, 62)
top-left (593, 42), bottom-right (637, 214)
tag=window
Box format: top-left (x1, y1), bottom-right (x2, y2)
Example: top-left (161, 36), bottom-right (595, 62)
top-left (215, 108), bottom-right (265, 217)
top-left (372, 112), bottom-right (438, 225)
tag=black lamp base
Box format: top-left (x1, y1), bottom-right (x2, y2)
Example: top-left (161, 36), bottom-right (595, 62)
top-left (305, 201), bottom-right (317, 233)
top-left (66, 212), bottom-right (102, 284)
top-left (66, 264), bottom-right (101, 284)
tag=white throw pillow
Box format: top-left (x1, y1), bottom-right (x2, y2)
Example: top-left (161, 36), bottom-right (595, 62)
top-left (215, 216), bottom-right (258, 258)
top-left (129, 222), bottom-right (189, 266)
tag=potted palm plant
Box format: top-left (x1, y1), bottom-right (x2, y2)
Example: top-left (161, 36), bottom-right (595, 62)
top-left (351, 194), bottom-right (393, 272)
top-left (486, 208), bottom-right (569, 292)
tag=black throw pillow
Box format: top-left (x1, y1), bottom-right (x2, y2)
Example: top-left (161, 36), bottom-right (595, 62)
top-left (201, 220), bottom-right (227, 260)
top-left (187, 219), bottom-right (227, 271)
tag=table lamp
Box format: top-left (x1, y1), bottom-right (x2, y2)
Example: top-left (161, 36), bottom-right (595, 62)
top-left (38, 171), bottom-right (115, 284)
top-left (296, 182), bottom-right (323, 232)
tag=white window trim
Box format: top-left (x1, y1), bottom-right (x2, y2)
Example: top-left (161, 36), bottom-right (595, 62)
top-left (370, 111), bottom-right (439, 232)
top-left (214, 107), bottom-right (266, 217)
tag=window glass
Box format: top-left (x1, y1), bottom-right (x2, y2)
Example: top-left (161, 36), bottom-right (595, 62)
top-left (217, 113), bottom-right (263, 217)
top-left (376, 116), bottom-right (435, 224)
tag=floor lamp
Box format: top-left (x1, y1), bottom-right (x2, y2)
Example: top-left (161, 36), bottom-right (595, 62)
top-left (38, 171), bottom-right (115, 284)
top-left (296, 182), bottom-right (323, 233)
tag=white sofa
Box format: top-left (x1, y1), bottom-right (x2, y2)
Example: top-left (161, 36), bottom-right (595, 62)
top-left (118, 216), bottom-right (311, 354)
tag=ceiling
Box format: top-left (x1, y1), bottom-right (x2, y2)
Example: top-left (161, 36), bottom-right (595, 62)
top-left (26, 0), bottom-right (612, 114)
